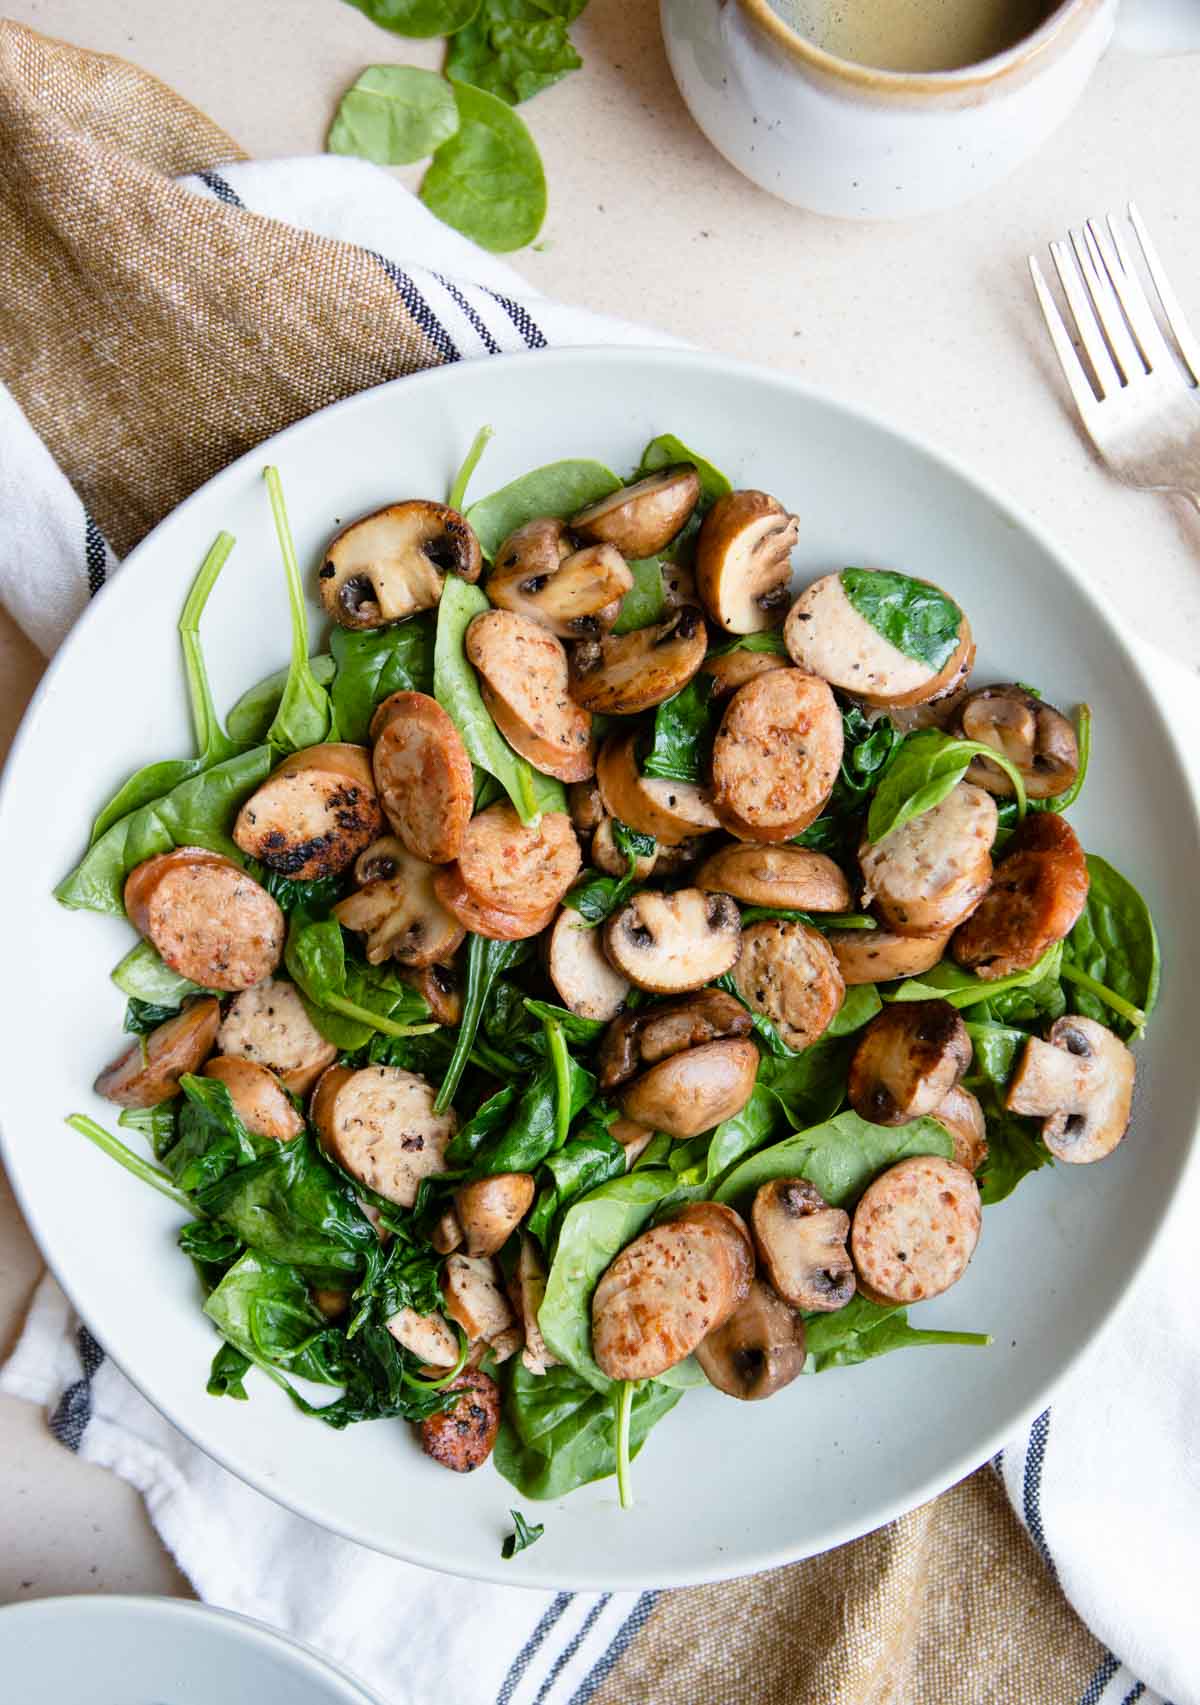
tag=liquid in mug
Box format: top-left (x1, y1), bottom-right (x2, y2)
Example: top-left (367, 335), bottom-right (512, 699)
top-left (771, 0), bottom-right (1057, 73)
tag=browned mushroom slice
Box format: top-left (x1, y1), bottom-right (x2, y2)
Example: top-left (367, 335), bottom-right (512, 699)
top-left (847, 1000), bottom-right (972, 1126)
top-left (505, 1235), bottom-right (558, 1376)
top-left (233, 744), bottom-right (383, 882)
top-left (702, 648), bottom-right (791, 699)
top-left (784, 571), bottom-right (974, 709)
top-left (487, 519), bottom-right (634, 640)
top-left (931, 1084), bottom-right (988, 1172)
top-left (826, 926), bottom-right (951, 987)
top-left (466, 609), bottom-right (594, 782)
top-left (1005, 1015), bottom-right (1135, 1164)
top-left (318, 500), bottom-right (481, 629)
top-left (859, 781), bottom-right (997, 937)
top-left (694, 1280), bottom-right (807, 1400)
top-left (958, 684), bottom-right (1079, 801)
top-left (567, 779), bottom-right (604, 835)
top-left (653, 836), bottom-right (710, 874)
top-left (603, 888), bottom-right (742, 993)
top-left (661, 559), bottom-right (698, 612)
top-left (546, 908), bottom-right (631, 1022)
top-left (851, 1156), bottom-right (981, 1304)
top-left (94, 998), bottom-right (221, 1109)
top-left (334, 837), bottom-right (465, 967)
top-left (711, 670), bottom-right (843, 842)
top-left (620, 1039), bottom-right (760, 1139)
top-left (953, 813), bottom-right (1089, 979)
top-left (571, 465), bottom-right (701, 559)
top-left (695, 490), bottom-right (799, 634)
top-left (569, 606), bottom-right (708, 716)
top-left (595, 730), bottom-right (719, 846)
top-left (398, 961), bottom-right (461, 1026)
top-left (591, 817), bottom-right (657, 879)
top-left (610, 1114), bottom-right (657, 1168)
top-left (732, 919), bottom-right (845, 1050)
top-left (750, 1178), bottom-right (855, 1313)
top-left (597, 989), bottom-right (753, 1091)
top-left (697, 842), bottom-right (852, 911)
top-left (431, 1208), bottom-right (464, 1254)
top-left (202, 1056), bottom-right (304, 1142)
top-left (454, 1173), bottom-right (536, 1258)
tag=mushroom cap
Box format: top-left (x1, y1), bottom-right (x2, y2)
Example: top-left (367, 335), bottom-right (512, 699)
top-left (751, 1178), bottom-right (856, 1313)
top-left (546, 907), bottom-right (631, 1023)
top-left (696, 489), bottom-right (799, 635)
top-left (847, 999), bottom-right (972, 1126)
top-left (602, 887), bottom-right (742, 993)
top-left (619, 1038), bottom-right (760, 1138)
top-left (958, 684), bottom-right (1079, 802)
top-left (696, 842), bottom-right (852, 911)
top-left (454, 1173), bottom-right (537, 1259)
top-left (694, 1279), bottom-right (807, 1400)
top-left (1005, 1014), bottom-right (1135, 1164)
top-left (397, 961), bottom-right (462, 1027)
top-left (570, 605), bottom-right (708, 716)
top-left (334, 837), bottom-right (465, 967)
top-left (487, 520), bottom-right (633, 640)
top-left (592, 816), bottom-right (658, 880)
top-left (571, 465), bottom-right (701, 559)
top-left (319, 500), bottom-right (481, 629)
top-left (597, 988), bottom-right (753, 1092)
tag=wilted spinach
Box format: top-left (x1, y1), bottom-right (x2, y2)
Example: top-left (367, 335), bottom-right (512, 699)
top-left (866, 729), bottom-right (1026, 845)
top-left (67, 1115), bottom-right (197, 1215)
top-left (501, 1508), bottom-right (545, 1558)
top-left (343, 0), bottom-right (481, 34)
top-left (526, 1126), bottom-right (625, 1252)
top-left (421, 79), bottom-right (548, 252)
top-left (285, 912), bottom-right (435, 1047)
top-left (457, 1048), bottom-right (595, 1177)
top-left (840, 568), bottom-right (963, 671)
top-left (963, 1022), bottom-right (1052, 1205)
top-left (225, 655), bottom-right (336, 745)
top-left (328, 65), bottom-right (460, 165)
top-left (447, 423), bottom-right (494, 511)
top-left (609, 558), bottom-right (666, 635)
top-left (887, 943), bottom-right (1063, 1013)
top-left (1061, 854), bottom-right (1160, 1039)
top-left (642, 675), bottom-right (717, 785)
top-left (159, 1074), bottom-right (261, 1195)
top-left (111, 941), bottom-right (206, 1007)
top-left (465, 458), bottom-right (618, 557)
top-left (328, 615), bottom-right (435, 744)
top-left (123, 997), bottom-right (180, 1036)
top-left (804, 1294), bottom-right (990, 1371)
top-left (714, 1110), bottom-right (953, 1210)
top-left (435, 933), bottom-right (533, 1110)
top-left (252, 865), bottom-right (345, 916)
top-left (562, 821), bottom-right (655, 925)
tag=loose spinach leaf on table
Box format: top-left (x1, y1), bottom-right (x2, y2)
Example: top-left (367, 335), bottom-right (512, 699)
top-left (285, 911), bottom-right (434, 1048)
top-left (225, 655), bottom-right (335, 745)
top-left (328, 615), bottom-right (435, 744)
top-left (328, 65), bottom-right (460, 165)
top-left (840, 568), bottom-right (963, 672)
top-left (642, 675), bottom-right (717, 785)
top-left (447, 0), bottom-right (584, 107)
top-left (466, 458), bottom-right (619, 557)
top-left (804, 1295), bottom-right (990, 1371)
top-left (501, 1509), bottom-right (546, 1559)
top-left (887, 942), bottom-right (1063, 1014)
top-left (866, 729), bottom-right (1026, 846)
top-left (263, 467), bottom-right (333, 752)
top-left (342, 0), bottom-right (481, 38)
top-left (420, 79), bottom-right (547, 253)
top-left (714, 1111), bottom-right (953, 1210)
top-left (436, 933), bottom-right (533, 1110)
top-left (1062, 854), bottom-right (1160, 1039)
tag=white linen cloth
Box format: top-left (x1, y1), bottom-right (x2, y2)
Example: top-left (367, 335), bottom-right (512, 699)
top-left (1, 152), bottom-right (1197, 1705)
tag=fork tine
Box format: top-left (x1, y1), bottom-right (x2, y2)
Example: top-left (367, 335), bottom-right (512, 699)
top-left (1103, 213), bottom-right (1175, 373)
top-left (1049, 238), bottom-right (1120, 398)
top-left (1128, 201), bottom-right (1200, 386)
top-left (1029, 256), bottom-right (1102, 429)
top-left (1073, 224), bottom-right (1142, 382)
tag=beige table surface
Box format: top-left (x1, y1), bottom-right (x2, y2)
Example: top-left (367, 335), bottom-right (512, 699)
top-left (2, 0), bottom-right (1198, 1607)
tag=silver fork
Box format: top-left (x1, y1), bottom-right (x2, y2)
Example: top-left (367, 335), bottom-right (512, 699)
top-left (1029, 203), bottom-right (1200, 510)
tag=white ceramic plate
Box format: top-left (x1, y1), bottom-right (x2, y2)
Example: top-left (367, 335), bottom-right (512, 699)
top-left (2, 348), bottom-right (1198, 1591)
top-left (0, 1595), bottom-right (383, 1704)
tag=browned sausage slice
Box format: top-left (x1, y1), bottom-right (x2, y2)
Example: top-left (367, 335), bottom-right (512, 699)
top-left (784, 572), bottom-right (974, 710)
top-left (465, 609), bottom-right (594, 783)
top-left (826, 927), bottom-right (951, 986)
top-left (953, 812), bottom-right (1090, 978)
top-left (233, 744), bottom-right (383, 881)
top-left (417, 1369), bottom-right (500, 1473)
top-left (456, 802), bottom-right (581, 915)
top-left (592, 1201), bottom-right (755, 1381)
top-left (369, 693), bottom-right (473, 865)
top-left (595, 730), bottom-right (719, 846)
top-left (311, 1064), bottom-right (456, 1207)
top-left (859, 782), bottom-right (997, 937)
top-left (732, 919), bottom-right (845, 1050)
top-left (547, 908), bottom-right (631, 1021)
top-left (696, 843), bottom-right (851, 911)
top-left (216, 977), bottom-right (337, 1094)
top-left (94, 997), bottom-right (221, 1108)
top-left (702, 649), bottom-right (791, 699)
top-left (711, 670), bottom-right (843, 842)
top-left (433, 865), bottom-right (558, 942)
top-left (125, 850), bottom-right (285, 992)
top-left (202, 1056), bottom-right (304, 1141)
top-left (851, 1154), bottom-right (981, 1304)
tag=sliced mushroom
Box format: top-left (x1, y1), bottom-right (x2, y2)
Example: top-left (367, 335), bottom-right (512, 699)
top-left (931, 1084), bottom-right (989, 1173)
top-left (370, 693), bottom-right (473, 865)
top-left (750, 1178), bottom-right (856, 1313)
top-left (505, 1235), bottom-right (558, 1376)
top-left (442, 1253), bottom-right (515, 1342)
top-left (387, 1306), bottom-right (460, 1369)
top-left (202, 1056), bottom-right (304, 1142)
top-left (466, 609), bottom-right (595, 782)
top-left (597, 989), bottom-right (752, 1092)
top-left (826, 926), bottom-right (951, 987)
top-left (654, 836), bottom-right (710, 874)
top-left (661, 559), bottom-right (698, 611)
top-left (592, 817), bottom-right (658, 879)
top-left (431, 1208), bottom-right (464, 1254)
top-left (694, 1279), bottom-right (807, 1400)
top-left (398, 961), bottom-right (461, 1026)
top-left (94, 997), bottom-right (221, 1109)
top-left (711, 670), bottom-right (843, 842)
top-left (570, 605), bottom-right (708, 716)
top-left (595, 730), bottom-right (720, 846)
top-left (784, 571), bottom-right (974, 709)
top-left (456, 804), bottom-right (581, 916)
top-left (847, 1000), bottom-right (971, 1126)
top-left (603, 888), bottom-right (742, 993)
top-left (953, 812), bottom-right (1089, 979)
top-left (334, 838), bottom-right (465, 967)
top-left (1005, 1015), bottom-right (1135, 1164)
top-left (567, 779), bottom-right (604, 836)
top-left (233, 743), bottom-right (384, 882)
top-left (958, 685), bottom-right (1079, 801)
top-left (319, 500), bottom-right (481, 629)
top-left (611, 1114), bottom-right (657, 1168)
top-left (697, 842), bottom-right (852, 912)
top-left (732, 919), bottom-right (845, 1050)
top-left (859, 781), bottom-right (997, 937)
top-left (453, 1172), bottom-right (536, 1258)
top-left (620, 1039), bottom-right (760, 1139)
top-left (695, 490), bottom-right (798, 634)
top-left (546, 907), bottom-right (631, 1022)
top-left (570, 465), bottom-right (701, 558)
top-left (487, 519), bottom-right (634, 639)
top-left (702, 647), bottom-right (792, 699)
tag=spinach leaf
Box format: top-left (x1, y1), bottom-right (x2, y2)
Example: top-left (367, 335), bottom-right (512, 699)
top-left (263, 467), bottom-right (333, 752)
top-left (521, 997), bottom-right (606, 1047)
top-left (447, 0), bottom-right (583, 106)
top-left (118, 1102), bottom-right (178, 1159)
top-left (445, 1083), bottom-right (519, 1166)
top-left (252, 865), bottom-right (345, 916)
top-left (207, 1341), bottom-right (252, 1399)
top-left (610, 558), bottom-right (666, 635)
top-left (122, 997), bottom-right (179, 1036)
top-left (494, 1356), bottom-right (681, 1500)
top-left (714, 1111), bottom-right (953, 1210)
top-left (826, 983), bottom-right (883, 1035)
top-left (67, 1114), bottom-right (198, 1215)
top-left (526, 1127), bottom-right (626, 1251)
top-left (962, 1021), bottom-right (1052, 1204)
top-left (466, 1051), bottom-right (595, 1176)
top-left (55, 744), bottom-right (273, 916)
top-left (636, 434), bottom-right (731, 512)
top-left (791, 705), bottom-right (903, 860)
top-left (562, 822), bottom-right (655, 926)
top-left (178, 1219), bottom-right (245, 1290)
top-left (436, 933), bottom-right (533, 1110)
top-left (112, 942), bottom-right (206, 1007)
top-left (328, 66), bottom-right (460, 164)
top-left (204, 1250), bottom-right (344, 1385)
top-left (642, 675), bottom-right (717, 785)
top-left (1062, 854), bottom-right (1160, 1040)
top-left (501, 1509), bottom-right (546, 1559)
top-left (159, 1074), bottom-right (261, 1194)
top-left (466, 458), bottom-right (619, 558)
top-left (447, 424), bottom-right (494, 511)
top-left (804, 1294), bottom-right (990, 1371)
top-left (225, 656), bottom-right (336, 745)
top-left (328, 616), bottom-right (435, 744)
top-left (433, 575), bottom-right (565, 822)
top-left (285, 912), bottom-right (435, 1047)
top-left (88, 533), bottom-right (246, 843)
top-left (707, 632), bottom-right (789, 659)
top-left (887, 943), bottom-right (1063, 1013)
top-left (702, 1083), bottom-right (785, 1184)
top-left (342, 0), bottom-right (481, 37)
top-left (866, 730), bottom-right (1026, 846)
top-left (420, 79), bottom-right (547, 253)
top-left (757, 1038), bottom-right (856, 1125)
top-left (840, 568), bottom-right (963, 672)
top-left (737, 909), bottom-right (876, 930)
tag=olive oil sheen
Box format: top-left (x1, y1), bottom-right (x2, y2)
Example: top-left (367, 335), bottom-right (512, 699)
top-left (772, 0), bottom-right (1056, 73)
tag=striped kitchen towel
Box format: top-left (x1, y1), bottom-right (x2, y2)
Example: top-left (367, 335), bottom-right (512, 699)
top-left (1, 20), bottom-right (1196, 1705)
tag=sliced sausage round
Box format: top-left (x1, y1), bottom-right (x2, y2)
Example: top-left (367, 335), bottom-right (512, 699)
top-left (592, 1202), bottom-right (755, 1381)
top-left (851, 1154), bottom-right (981, 1304)
top-left (732, 919), bottom-right (845, 1050)
top-left (233, 744), bottom-right (382, 881)
top-left (432, 865), bottom-right (558, 942)
top-left (826, 926), bottom-right (951, 986)
top-left (216, 976), bottom-right (337, 1095)
top-left (417, 1369), bottom-right (500, 1473)
top-left (125, 849), bottom-right (285, 992)
top-left (456, 802), bottom-right (581, 916)
top-left (466, 609), bottom-right (594, 782)
top-left (696, 842), bottom-right (851, 912)
top-left (202, 1055), bottom-right (303, 1141)
top-left (310, 1064), bottom-right (456, 1208)
top-left (547, 908), bottom-right (631, 1021)
top-left (932, 1084), bottom-right (988, 1173)
top-left (953, 812), bottom-right (1090, 979)
top-left (94, 997), bottom-right (221, 1108)
top-left (711, 670), bottom-right (843, 842)
top-left (784, 572), bottom-right (974, 709)
top-left (860, 782), bottom-right (997, 937)
top-left (370, 693), bottom-right (473, 865)
top-left (595, 729), bottom-right (719, 846)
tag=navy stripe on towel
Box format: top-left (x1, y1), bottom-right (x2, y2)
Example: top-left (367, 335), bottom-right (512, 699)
top-left (49, 1324), bottom-right (105, 1451)
top-left (533, 1597), bottom-right (611, 1705)
top-left (1080, 1653), bottom-right (1121, 1705)
top-left (1023, 1408), bottom-right (1057, 1580)
top-left (369, 254), bottom-right (460, 364)
top-left (488, 289), bottom-right (548, 350)
top-left (497, 1593), bottom-right (574, 1705)
top-left (85, 513), bottom-right (107, 598)
top-left (569, 1592), bottom-right (659, 1705)
top-left (1120, 1683), bottom-right (1146, 1705)
top-left (434, 273), bottom-right (502, 355)
top-left (198, 170), bottom-right (246, 209)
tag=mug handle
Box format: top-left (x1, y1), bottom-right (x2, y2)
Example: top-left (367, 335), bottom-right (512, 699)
top-left (1111, 0), bottom-right (1200, 54)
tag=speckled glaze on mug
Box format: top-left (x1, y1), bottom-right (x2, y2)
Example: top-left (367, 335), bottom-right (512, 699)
top-left (660, 0), bottom-right (1118, 219)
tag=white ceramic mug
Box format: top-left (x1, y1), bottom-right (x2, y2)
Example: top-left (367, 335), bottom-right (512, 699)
top-left (660, 0), bottom-right (1200, 220)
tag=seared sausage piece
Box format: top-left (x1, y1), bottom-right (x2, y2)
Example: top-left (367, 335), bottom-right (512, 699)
top-left (783, 572), bottom-right (974, 710)
top-left (465, 609), bottom-right (594, 783)
top-left (417, 1369), bottom-right (501, 1473)
top-left (591, 1202), bottom-right (755, 1381)
top-left (953, 812), bottom-right (1090, 979)
top-left (859, 782), bottom-right (997, 937)
top-left (826, 926), bottom-right (951, 986)
top-left (233, 744), bottom-right (383, 881)
top-left (370, 693), bottom-right (473, 865)
top-left (216, 977), bottom-right (337, 1095)
top-left (310, 1065), bottom-right (455, 1208)
top-left (732, 920), bottom-right (845, 1050)
top-left (433, 864), bottom-right (558, 942)
top-left (94, 997), bottom-right (221, 1108)
top-left (696, 842), bottom-right (851, 912)
top-left (125, 849), bottom-right (285, 993)
top-left (455, 803), bottom-right (580, 915)
top-left (202, 1056), bottom-right (303, 1141)
top-left (711, 670), bottom-right (843, 842)
top-left (851, 1154), bottom-right (981, 1304)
